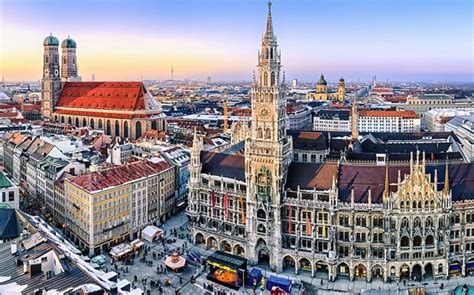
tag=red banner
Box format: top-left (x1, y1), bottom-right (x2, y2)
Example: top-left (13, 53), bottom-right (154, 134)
top-left (224, 192), bottom-right (229, 220)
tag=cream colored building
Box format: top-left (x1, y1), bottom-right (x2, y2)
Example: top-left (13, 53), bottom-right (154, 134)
top-left (65, 159), bottom-right (175, 255)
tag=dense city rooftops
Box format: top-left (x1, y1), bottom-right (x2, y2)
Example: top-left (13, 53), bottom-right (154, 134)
top-left (286, 162), bottom-right (338, 190)
top-left (201, 151), bottom-right (245, 181)
top-left (288, 130), bottom-right (327, 151)
top-left (68, 158), bottom-right (172, 193)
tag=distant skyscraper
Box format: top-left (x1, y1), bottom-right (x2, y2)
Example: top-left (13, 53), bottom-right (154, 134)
top-left (92, 74), bottom-right (95, 81)
top-left (207, 76), bottom-right (212, 84)
top-left (171, 65), bottom-right (174, 81)
top-left (291, 79), bottom-right (298, 88)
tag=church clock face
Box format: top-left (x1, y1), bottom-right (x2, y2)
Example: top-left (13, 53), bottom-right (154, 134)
top-left (44, 69), bottom-right (49, 76)
top-left (54, 69), bottom-right (59, 77)
top-left (259, 106), bottom-right (270, 119)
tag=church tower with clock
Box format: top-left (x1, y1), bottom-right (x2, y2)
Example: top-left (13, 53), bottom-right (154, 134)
top-left (244, 1), bottom-right (293, 270)
top-left (41, 34), bottom-right (62, 120)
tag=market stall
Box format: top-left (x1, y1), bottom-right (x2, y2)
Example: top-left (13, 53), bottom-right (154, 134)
top-left (109, 243), bottom-right (133, 261)
top-left (206, 250), bottom-right (247, 290)
top-left (130, 239), bottom-right (144, 251)
top-left (141, 225), bottom-right (163, 242)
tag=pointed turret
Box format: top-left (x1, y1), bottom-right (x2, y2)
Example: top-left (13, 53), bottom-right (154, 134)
top-left (351, 99), bottom-right (359, 141)
top-left (265, 1), bottom-right (274, 39)
top-left (223, 91), bottom-right (229, 133)
top-left (383, 161), bottom-right (390, 200)
top-left (444, 161), bottom-right (450, 196)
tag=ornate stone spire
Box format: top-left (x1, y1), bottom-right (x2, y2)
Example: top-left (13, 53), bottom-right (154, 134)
top-left (444, 161), bottom-right (450, 195)
top-left (351, 99), bottom-right (359, 141)
top-left (265, 1), bottom-right (274, 38)
top-left (383, 160), bottom-right (389, 199)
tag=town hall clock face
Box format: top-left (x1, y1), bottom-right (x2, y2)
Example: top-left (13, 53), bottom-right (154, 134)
top-left (259, 106), bottom-right (270, 119)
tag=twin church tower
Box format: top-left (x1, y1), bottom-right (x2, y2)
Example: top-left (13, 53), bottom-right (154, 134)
top-left (41, 35), bottom-right (80, 120)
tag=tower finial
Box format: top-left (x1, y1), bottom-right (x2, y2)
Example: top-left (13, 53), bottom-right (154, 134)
top-left (384, 157), bottom-right (389, 199)
top-left (444, 161), bottom-right (450, 195)
top-left (265, 0), bottom-right (274, 37)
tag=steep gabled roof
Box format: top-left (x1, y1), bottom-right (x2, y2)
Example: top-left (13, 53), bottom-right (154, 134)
top-left (56, 82), bottom-right (146, 111)
top-left (201, 151), bottom-right (245, 181)
top-left (0, 209), bottom-right (18, 240)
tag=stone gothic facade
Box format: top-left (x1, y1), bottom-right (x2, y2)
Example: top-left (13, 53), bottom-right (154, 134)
top-left (186, 1), bottom-right (474, 283)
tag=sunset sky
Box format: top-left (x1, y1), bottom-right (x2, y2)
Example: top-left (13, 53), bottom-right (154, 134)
top-left (1, 0), bottom-right (472, 82)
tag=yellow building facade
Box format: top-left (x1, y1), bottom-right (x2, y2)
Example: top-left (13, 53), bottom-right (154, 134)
top-left (65, 180), bottom-right (131, 255)
top-left (308, 75), bottom-right (346, 101)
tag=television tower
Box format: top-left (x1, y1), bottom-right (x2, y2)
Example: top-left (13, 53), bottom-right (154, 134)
top-left (171, 65), bottom-right (174, 81)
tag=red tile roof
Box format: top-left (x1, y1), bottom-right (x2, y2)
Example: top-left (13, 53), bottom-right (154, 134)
top-left (56, 82), bottom-right (163, 118)
top-left (68, 159), bottom-right (172, 193)
top-left (359, 110), bottom-right (419, 119)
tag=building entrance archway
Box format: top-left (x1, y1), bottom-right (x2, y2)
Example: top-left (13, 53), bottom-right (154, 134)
top-left (400, 264), bottom-right (410, 279)
top-left (424, 263), bottom-right (433, 279)
top-left (412, 264), bottom-right (422, 280)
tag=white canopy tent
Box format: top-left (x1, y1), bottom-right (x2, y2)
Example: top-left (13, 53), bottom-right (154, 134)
top-left (141, 225), bottom-right (163, 242)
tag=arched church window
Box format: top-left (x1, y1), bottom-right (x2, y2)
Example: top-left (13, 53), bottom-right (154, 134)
top-left (60, 116), bottom-right (64, 123)
top-left (257, 209), bottom-right (266, 219)
top-left (135, 121), bottom-right (142, 138)
top-left (98, 119), bottom-right (103, 129)
top-left (426, 217), bottom-right (433, 228)
top-left (270, 71), bottom-right (275, 86)
top-left (115, 120), bottom-right (120, 136)
top-left (45, 55), bottom-right (49, 64)
top-left (258, 128), bottom-right (263, 138)
top-left (124, 121), bottom-right (129, 138)
top-left (265, 128), bottom-right (271, 139)
top-left (438, 217), bottom-right (445, 228)
top-left (263, 72), bottom-right (268, 86)
top-left (67, 117), bottom-right (72, 124)
top-left (413, 201), bottom-right (417, 209)
top-left (106, 120), bottom-right (111, 135)
top-left (75, 117), bottom-right (79, 127)
top-left (401, 218), bottom-right (409, 230)
top-left (414, 217), bottom-right (421, 228)
top-left (270, 48), bottom-right (273, 59)
top-left (400, 201), bottom-right (405, 209)
top-left (82, 118), bottom-right (87, 127)
top-left (90, 119), bottom-right (95, 129)
top-left (266, 48), bottom-right (269, 59)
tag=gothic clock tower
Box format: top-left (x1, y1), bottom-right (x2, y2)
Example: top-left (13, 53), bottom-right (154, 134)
top-left (245, 1), bottom-right (293, 271)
